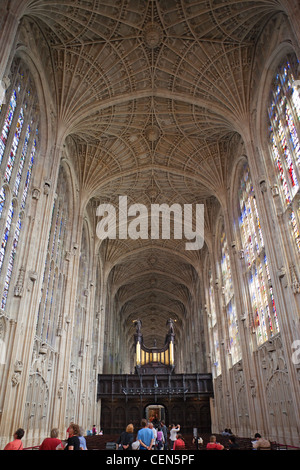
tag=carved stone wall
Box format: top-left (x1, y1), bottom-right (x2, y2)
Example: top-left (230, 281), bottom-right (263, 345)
top-left (0, 0), bottom-right (299, 449)
top-left (258, 336), bottom-right (298, 443)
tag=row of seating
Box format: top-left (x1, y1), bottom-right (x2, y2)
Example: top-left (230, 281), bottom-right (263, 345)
top-left (85, 431), bottom-right (300, 450)
top-left (85, 432), bottom-right (254, 450)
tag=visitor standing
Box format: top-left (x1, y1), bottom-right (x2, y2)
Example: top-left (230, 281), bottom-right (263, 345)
top-left (173, 434), bottom-right (185, 450)
top-left (160, 421), bottom-right (168, 449)
top-left (137, 419), bottom-right (154, 450)
top-left (117, 423), bottom-right (134, 450)
top-left (170, 424), bottom-right (180, 450)
top-left (156, 426), bottom-right (164, 450)
top-left (148, 422), bottom-right (157, 448)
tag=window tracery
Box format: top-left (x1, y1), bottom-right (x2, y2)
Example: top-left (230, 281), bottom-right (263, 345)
top-left (0, 61), bottom-right (39, 310)
top-left (268, 53), bottom-right (300, 255)
top-left (220, 227), bottom-right (240, 365)
top-left (238, 163), bottom-right (279, 346)
top-left (206, 264), bottom-right (221, 377)
top-left (74, 224), bottom-right (89, 362)
top-left (35, 166), bottom-right (70, 347)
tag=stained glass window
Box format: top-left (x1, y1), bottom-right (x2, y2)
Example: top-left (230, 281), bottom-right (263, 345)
top-left (2, 216), bottom-right (21, 309)
top-left (220, 228), bottom-right (240, 365)
top-left (0, 90), bottom-right (17, 164)
top-left (4, 107), bottom-right (24, 183)
top-left (0, 187), bottom-right (5, 219)
top-left (206, 266), bottom-right (221, 377)
top-left (268, 53), bottom-right (300, 255)
top-left (36, 166), bottom-right (69, 347)
top-left (290, 207), bottom-right (300, 254)
top-left (74, 226), bottom-right (89, 364)
top-left (0, 202), bottom-right (14, 275)
top-left (238, 163), bottom-right (279, 346)
top-left (0, 61), bottom-right (39, 310)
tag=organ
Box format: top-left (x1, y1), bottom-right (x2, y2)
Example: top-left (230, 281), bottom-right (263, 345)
top-left (134, 318), bottom-right (175, 374)
top-left (98, 317), bottom-right (213, 434)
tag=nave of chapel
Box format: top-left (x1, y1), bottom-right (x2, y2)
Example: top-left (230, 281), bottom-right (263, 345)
top-left (0, 0), bottom-right (299, 449)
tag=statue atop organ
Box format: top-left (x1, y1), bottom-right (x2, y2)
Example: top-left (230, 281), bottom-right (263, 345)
top-left (134, 319), bottom-right (176, 374)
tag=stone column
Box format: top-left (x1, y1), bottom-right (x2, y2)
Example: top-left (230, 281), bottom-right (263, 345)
top-left (94, 260), bottom-right (107, 432)
top-left (52, 207), bottom-right (83, 436)
top-left (78, 253), bottom-right (97, 432)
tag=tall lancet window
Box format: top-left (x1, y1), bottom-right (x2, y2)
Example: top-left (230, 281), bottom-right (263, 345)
top-left (239, 163), bottom-right (279, 345)
top-left (206, 263), bottom-right (221, 377)
top-left (0, 60), bottom-right (39, 310)
top-left (35, 167), bottom-right (70, 347)
top-left (220, 227), bottom-right (240, 365)
top-left (74, 224), bottom-right (89, 363)
top-left (268, 53), bottom-right (300, 255)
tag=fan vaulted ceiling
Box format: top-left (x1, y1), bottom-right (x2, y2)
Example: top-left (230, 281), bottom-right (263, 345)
top-left (19, 0), bottom-right (283, 348)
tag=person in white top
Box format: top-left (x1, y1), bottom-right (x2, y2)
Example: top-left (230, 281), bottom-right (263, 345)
top-left (148, 422), bottom-right (157, 449)
top-left (170, 424), bottom-right (180, 450)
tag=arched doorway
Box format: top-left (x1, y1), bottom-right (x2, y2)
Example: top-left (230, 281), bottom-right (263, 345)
top-left (145, 404), bottom-right (166, 426)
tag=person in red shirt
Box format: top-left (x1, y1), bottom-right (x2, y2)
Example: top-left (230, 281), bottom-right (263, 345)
top-left (3, 428), bottom-right (25, 450)
top-left (173, 434), bottom-right (186, 450)
top-left (206, 435), bottom-right (224, 450)
top-left (39, 428), bottom-right (62, 450)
